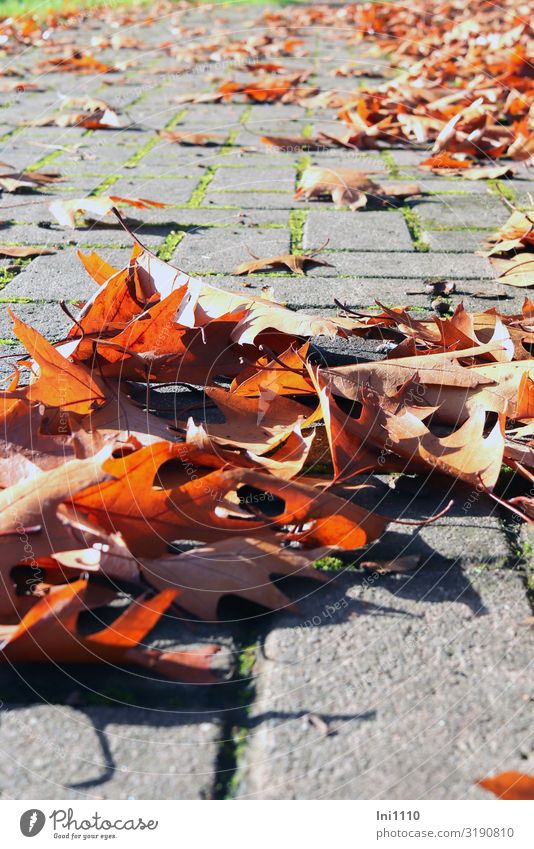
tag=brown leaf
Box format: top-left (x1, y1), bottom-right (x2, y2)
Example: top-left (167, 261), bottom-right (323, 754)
top-left (138, 536), bottom-right (328, 619)
top-left (0, 246), bottom-right (55, 257)
top-left (159, 130), bottom-right (227, 146)
top-left (233, 252), bottom-right (333, 275)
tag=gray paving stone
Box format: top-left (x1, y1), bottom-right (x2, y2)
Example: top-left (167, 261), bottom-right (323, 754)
top-left (425, 229), bottom-right (487, 253)
top-left (304, 210), bottom-right (414, 251)
top-left (1, 248), bottom-right (131, 301)
top-left (0, 705), bottom-right (220, 800)
top-left (106, 175), bottom-right (194, 205)
top-left (172, 230), bottom-right (291, 274)
top-left (210, 166), bottom-right (296, 192)
top-left (237, 567), bottom-right (533, 799)
top-left (0, 223), bottom-right (83, 247)
top-left (415, 197), bottom-right (505, 229)
top-left (200, 276), bottom-right (432, 310)
top-left (304, 251), bottom-right (494, 279)
top-left (0, 302), bottom-right (72, 341)
top-left (386, 148), bottom-right (431, 166)
top-left (203, 190), bottom-right (297, 210)
top-left (418, 179), bottom-right (500, 196)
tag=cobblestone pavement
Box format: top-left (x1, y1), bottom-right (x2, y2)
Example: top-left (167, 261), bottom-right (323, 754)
top-left (0, 2), bottom-right (532, 800)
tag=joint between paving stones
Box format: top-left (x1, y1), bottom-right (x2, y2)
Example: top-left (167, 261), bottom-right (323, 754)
top-left (401, 206), bottom-right (431, 251)
top-left (288, 208), bottom-right (306, 253)
top-left (380, 149), bottom-right (402, 179)
top-left (212, 639), bottom-right (258, 800)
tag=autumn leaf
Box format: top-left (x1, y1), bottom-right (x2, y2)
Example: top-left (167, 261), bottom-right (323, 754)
top-left (477, 772), bottom-right (534, 800)
top-left (0, 167), bottom-right (63, 193)
top-left (159, 130), bottom-right (227, 146)
top-left (232, 250), bottom-right (333, 275)
top-left (0, 246), bottom-right (55, 257)
top-left (83, 535), bottom-right (328, 620)
top-left (49, 195), bottom-right (169, 228)
top-left (296, 166), bottom-right (421, 209)
top-left (27, 107), bottom-right (124, 130)
top-left (0, 579), bottom-right (221, 683)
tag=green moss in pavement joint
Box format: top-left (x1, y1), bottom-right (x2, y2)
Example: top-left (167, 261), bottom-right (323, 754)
top-left (0, 297), bottom-right (32, 303)
top-left (157, 228), bottom-right (187, 261)
top-left (163, 108), bottom-right (188, 132)
top-left (123, 136), bottom-right (159, 169)
top-left (401, 206), bottom-right (430, 251)
top-left (487, 178), bottom-right (516, 204)
top-left (295, 154), bottom-right (311, 190)
top-left (381, 150), bottom-right (401, 179)
top-left (213, 641), bottom-right (257, 800)
top-left (0, 126), bottom-right (23, 143)
top-left (239, 105), bottom-right (253, 125)
top-left (302, 123), bottom-right (313, 139)
top-left (187, 165), bottom-right (219, 208)
top-left (26, 148), bottom-right (63, 173)
top-left (220, 127), bottom-right (240, 156)
top-left (314, 555), bottom-right (345, 572)
top-left (289, 209), bottom-right (306, 253)
top-left (91, 173), bottom-right (121, 196)
top-left (0, 257), bottom-right (31, 290)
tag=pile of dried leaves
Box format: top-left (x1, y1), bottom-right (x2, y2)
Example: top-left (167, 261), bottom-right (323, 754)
top-left (1, 213), bottom-right (533, 681)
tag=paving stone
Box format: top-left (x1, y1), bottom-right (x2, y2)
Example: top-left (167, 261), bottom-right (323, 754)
top-left (237, 566), bottom-right (533, 799)
top-left (201, 276), bottom-right (433, 310)
top-left (304, 251), bottom-right (494, 279)
top-left (134, 208), bottom-right (289, 229)
top-left (415, 197), bottom-right (505, 229)
top-left (106, 174), bottom-right (194, 205)
top-left (220, 151), bottom-right (305, 168)
top-left (131, 148), bottom-right (219, 177)
top-left (424, 229), bottom-right (488, 253)
top-left (210, 166), bottom-right (296, 192)
top-left (304, 210), bottom-right (414, 251)
top-left (1, 248), bottom-right (131, 301)
top-left (385, 148), bottom-right (431, 166)
top-left (172, 230), bottom-right (291, 274)
top-left (202, 190), bottom-right (298, 210)
top-left (0, 704), bottom-right (220, 800)
top-left (0, 223), bottom-right (84, 247)
top-left (418, 179), bottom-right (499, 195)
top-left (0, 301), bottom-right (72, 342)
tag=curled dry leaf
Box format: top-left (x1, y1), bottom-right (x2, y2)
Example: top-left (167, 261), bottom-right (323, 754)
top-left (296, 166), bottom-right (421, 210)
top-left (159, 130), bottom-right (227, 146)
top-left (27, 107), bottom-right (124, 130)
top-left (49, 195), bottom-right (169, 228)
top-left (419, 154), bottom-right (516, 179)
top-left (0, 166), bottom-right (63, 193)
top-left (232, 250), bottom-right (333, 276)
top-left (137, 536), bottom-right (328, 619)
top-left (0, 246), bottom-right (55, 258)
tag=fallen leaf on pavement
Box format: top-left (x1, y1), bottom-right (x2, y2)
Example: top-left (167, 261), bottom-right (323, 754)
top-left (233, 250), bottom-right (333, 276)
top-left (477, 772), bottom-right (534, 800)
top-left (49, 195), bottom-right (169, 227)
top-left (0, 246), bottom-right (55, 257)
